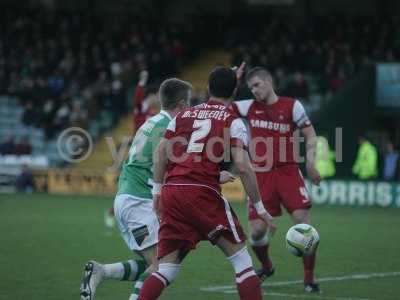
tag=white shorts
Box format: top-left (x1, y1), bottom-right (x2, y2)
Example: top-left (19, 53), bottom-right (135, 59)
top-left (114, 194), bottom-right (159, 252)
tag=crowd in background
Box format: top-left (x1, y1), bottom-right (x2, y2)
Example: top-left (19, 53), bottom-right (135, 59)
top-left (1, 10), bottom-right (399, 183)
top-left (0, 135), bottom-right (32, 155)
top-left (227, 15), bottom-right (400, 100)
top-left (0, 10), bottom-right (199, 140)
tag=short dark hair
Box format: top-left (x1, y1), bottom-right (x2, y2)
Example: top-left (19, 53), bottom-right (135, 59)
top-left (159, 78), bottom-right (192, 110)
top-left (208, 67), bottom-right (237, 98)
top-left (246, 67), bottom-right (272, 82)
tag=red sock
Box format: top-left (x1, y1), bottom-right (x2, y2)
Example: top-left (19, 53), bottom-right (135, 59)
top-left (138, 273), bottom-right (168, 300)
top-left (303, 253), bottom-right (316, 283)
top-left (252, 244), bottom-right (273, 270)
top-left (236, 267), bottom-right (263, 300)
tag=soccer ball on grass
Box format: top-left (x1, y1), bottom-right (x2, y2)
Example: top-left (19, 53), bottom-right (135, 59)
top-left (285, 224), bottom-right (319, 257)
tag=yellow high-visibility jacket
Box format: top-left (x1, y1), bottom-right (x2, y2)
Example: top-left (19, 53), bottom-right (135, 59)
top-left (315, 136), bottom-right (336, 178)
top-left (352, 141), bottom-right (378, 180)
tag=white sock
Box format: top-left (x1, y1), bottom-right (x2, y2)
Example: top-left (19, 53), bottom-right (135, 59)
top-left (103, 262), bottom-right (125, 279)
top-left (227, 247), bottom-right (253, 274)
top-left (103, 260), bottom-right (139, 280)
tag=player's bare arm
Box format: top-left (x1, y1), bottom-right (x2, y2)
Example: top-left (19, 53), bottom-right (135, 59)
top-left (152, 137), bottom-right (168, 216)
top-left (301, 125), bottom-right (322, 186)
top-left (231, 146), bottom-right (277, 234)
top-left (232, 61), bottom-right (246, 81)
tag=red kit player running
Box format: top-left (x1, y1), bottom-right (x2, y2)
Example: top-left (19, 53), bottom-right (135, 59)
top-left (137, 67), bottom-right (276, 300)
top-left (232, 66), bottom-right (322, 293)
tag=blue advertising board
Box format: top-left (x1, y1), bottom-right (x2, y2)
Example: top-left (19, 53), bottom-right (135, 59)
top-left (376, 63), bottom-right (400, 108)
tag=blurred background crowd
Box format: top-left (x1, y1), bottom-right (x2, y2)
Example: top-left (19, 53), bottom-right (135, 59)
top-left (0, 0), bottom-right (399, 193)
top-left (0, 9), bottom-right (200, 141)
top-left (229, 15), bottom-right (400, 101)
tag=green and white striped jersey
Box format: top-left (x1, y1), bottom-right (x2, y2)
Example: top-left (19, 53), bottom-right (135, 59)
top-left (117, 110), bottom-right (172, 199)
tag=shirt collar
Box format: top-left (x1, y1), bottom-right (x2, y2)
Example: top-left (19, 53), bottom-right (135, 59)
top-left (159, 110), bottom-right (172, 120)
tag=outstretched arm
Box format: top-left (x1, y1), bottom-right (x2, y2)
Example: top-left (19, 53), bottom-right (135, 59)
top-left (231, 146), bottom-right (276, 234)
top-left (301, 125), bottom-right (321, 185)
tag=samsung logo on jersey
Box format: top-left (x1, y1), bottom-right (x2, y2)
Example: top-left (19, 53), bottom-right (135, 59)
top-left (250, 119), bottom-right (290, 133)
top-left (182, 110), bottom-right (231, 121)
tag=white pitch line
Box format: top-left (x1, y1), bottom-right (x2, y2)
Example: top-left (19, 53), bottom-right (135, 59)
top-left (268, 292), bottom-right (370, 300)
top-left (215, 289), bottom-right (369, 300)
top-left (200, 271), bottom-right (400, 293)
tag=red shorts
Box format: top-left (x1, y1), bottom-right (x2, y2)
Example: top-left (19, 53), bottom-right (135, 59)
top-left (157, 184), bottom-right (246, 259)
top-left (248, 165), bottom-right (311, 219)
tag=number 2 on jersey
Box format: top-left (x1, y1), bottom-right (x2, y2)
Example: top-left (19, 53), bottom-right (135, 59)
top-left (187, 119), bottom-right (211, 153)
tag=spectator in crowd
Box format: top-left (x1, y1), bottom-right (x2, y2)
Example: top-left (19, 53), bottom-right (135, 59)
top-left (15, 164), bottom-right (35, 193)
top-left (286, 71), bottom-right (309, 100)
top-left (352, 136), bottom-right (378, 180)
top-left (14, 137), bottom-right (32, 156)
top-left (22, 101), bottom-right (38, 127)
top-left (69, 101), bottom-right (88, 129)
top-left (328, 69), bottom-right (346, 92)
top-left (228, 15), bottom-right (400, 99)
top-left (382, 141), bottom-right (399, 181)
top-left (0, 10), bottom-right (200, 142)
top-left (0, 135), bottom-right (15, 155)
top-left (53, 103), bottom-right (70, 132)
top-left (315, 135), bottom-right (336, 179)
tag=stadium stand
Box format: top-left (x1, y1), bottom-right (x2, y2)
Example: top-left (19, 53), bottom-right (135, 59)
top-left (0, 10), bottom-right (202, 166)
top-left (228, 15), bottom-right (400, 112)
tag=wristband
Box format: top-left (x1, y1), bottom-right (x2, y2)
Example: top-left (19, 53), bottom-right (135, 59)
top-left (152, 183), bottom-right (162, 195)
top-left (254, 201), bottom-right (267, 215)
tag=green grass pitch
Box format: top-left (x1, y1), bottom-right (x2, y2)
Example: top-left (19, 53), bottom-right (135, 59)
top-left (1, 193), bottom-right (399, 300)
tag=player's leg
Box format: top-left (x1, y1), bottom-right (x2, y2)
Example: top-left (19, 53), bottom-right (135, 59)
top-left (291, 208), bottom-right (319, 293)
top-left (278, 166), bottom-right (319, 293)
top-left (110, 193), bottom-right (156, 283)
top-left (248, 183), bottom-right (280, 281)
top-left (82, 242), bottom-right (154, 292)
top-left (138, 249), bottom-right (184, 300)
top-left (216, 236), bottom-right (263, 300)
top-left (117, 196), bottom-right (160, 299)
top-left (129, 246), bottom-right (158, 300)
top-left (80, 258), bottom-right (147, 300)
top-left (249, 218), bottom-right (275, 280)
top-left (80, 194), bottom-right (156, 300)
top-left (138, 185), bottom-right (196, 300)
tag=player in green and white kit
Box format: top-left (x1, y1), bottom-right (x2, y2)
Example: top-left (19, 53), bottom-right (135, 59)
top-left (80, 78), bottom-right (193, 300)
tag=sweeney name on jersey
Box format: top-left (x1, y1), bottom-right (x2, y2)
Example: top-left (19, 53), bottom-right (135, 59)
top-left (181, 104), bottom-right (231, 121)
top-left (164, 100), bottom-right (247, 191)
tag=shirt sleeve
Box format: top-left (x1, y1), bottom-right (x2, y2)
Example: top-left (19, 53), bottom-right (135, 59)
top-left (230, 118), bottom-right (249, 149)
top-left (293, 100), bottom-right (311, 129)
top-left (164, 117), bottom-right (177, 139)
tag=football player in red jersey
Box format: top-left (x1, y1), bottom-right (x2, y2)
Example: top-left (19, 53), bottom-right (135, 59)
top-left (137, 67), bottom-right (276, 300)
top-left (232, 66), bottom-right (322, 293)
top-left (133, 70), bottom-right (158, 132)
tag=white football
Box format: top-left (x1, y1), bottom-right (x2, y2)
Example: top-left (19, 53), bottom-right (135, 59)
top-left (285, 224), bottom-right (320, 257)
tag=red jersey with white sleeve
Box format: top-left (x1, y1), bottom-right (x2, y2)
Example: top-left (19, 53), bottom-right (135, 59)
top-left (231, 97), bottom-right (311, 170)
top-left (232, 97), bottom-right (312, 217)
top-left (164, 99), bottom-right (248, 192)
top-left (157, 100), bottom-right (249, 257)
